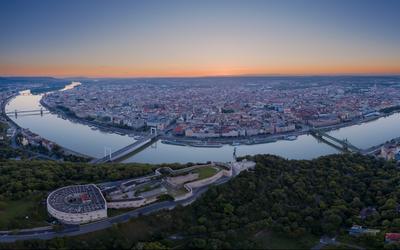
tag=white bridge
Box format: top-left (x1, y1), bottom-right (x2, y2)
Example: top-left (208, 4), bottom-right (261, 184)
top-left (91, 128), bottom-right (158, 164)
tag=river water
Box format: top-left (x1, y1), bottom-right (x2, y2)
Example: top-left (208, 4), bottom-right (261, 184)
top-left (6, 88), bottom-right (400, 164)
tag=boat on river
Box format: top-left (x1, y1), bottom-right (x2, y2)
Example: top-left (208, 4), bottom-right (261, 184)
top-left (129, 134), bottom-right (143, 140)
top-left (161, 140), bottom-right (187, 146)
top-left (246, 138), bottom-right (278, 145)
top-left (284, 135), bottom-right (298, 141)
top-left (190, 142), bottom-right (223, 148)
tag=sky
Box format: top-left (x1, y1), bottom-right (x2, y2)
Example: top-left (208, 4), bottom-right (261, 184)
top-left (0, 0), bottom-right (399, 77)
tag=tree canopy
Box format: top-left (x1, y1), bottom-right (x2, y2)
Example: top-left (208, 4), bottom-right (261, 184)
top-left (2, 154), bottom-right (400, 249)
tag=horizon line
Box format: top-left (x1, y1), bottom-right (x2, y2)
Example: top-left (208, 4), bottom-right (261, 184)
top-left (1, 73), bottom-right (400, 80)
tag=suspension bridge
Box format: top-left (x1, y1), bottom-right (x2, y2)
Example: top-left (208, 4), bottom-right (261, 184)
top-left (310, 129), bottom-right (361, 153)
top-left (91, 128), bottom-right (159, 164)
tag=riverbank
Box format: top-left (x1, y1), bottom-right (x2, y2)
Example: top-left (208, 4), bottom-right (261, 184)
top-left (40, 97), bottom-right (146, 137)
top-left (42, 103), bottom-right (306, 147)
top-left (3, 94), bottom-right (93, 160)
top-left (1, 93), bottom-right (20, 127)
top-left (41, 95), bottom-right (306, 146)
top-left (8, 89), bottom-right (400, 164)
top-left (41, 94), bottom-right (400, 149)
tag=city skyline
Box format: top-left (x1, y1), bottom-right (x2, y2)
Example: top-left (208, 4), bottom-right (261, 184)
top-left (1, 0), bottom-right (400, 77)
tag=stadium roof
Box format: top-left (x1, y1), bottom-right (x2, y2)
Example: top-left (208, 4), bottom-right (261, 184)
top-left (47, 184), bottom-right (106, 214)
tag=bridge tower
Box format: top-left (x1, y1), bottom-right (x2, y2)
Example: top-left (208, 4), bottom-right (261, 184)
top-left (343, 138), bottom-right (349, 152)
top-left (104, 147), bottom-right (112, 160)
top-left (150, 127), bottom-right (157, 136)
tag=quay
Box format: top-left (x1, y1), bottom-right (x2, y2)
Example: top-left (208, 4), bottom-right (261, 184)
top-left (362, 136), bottom-right (400, 155)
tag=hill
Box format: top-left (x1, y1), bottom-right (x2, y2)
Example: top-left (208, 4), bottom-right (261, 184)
top-left (1, 154), bottom-right (400, 249)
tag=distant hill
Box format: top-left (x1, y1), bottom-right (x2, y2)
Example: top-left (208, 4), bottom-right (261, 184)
top-left (0, 76), bottom-right (58, 81)
top-left (0, 76), bottom-right (60, 84)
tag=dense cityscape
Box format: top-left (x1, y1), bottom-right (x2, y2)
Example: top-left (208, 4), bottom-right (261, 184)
top-left (43, 77), bottom-right (400, 141)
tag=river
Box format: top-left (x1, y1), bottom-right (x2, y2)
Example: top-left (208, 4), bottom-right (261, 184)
top-left (6, 86), bottom-right (400, 164)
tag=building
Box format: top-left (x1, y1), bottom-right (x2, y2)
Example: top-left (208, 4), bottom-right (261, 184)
top-left (230, 159), bottom-right (256, 176)
top-left (6, 128), bottom-right (14, 137)
top-left (47, 160), bottom-right (255, 225)
top-left (308, 117), bottom-right (340, 127)
top-left (47, 184), bottom-right (107, 224)
top-left (385, 233), bottom-right (400, 243)
top-left (348, 225), bottom-right (380, 236)
top-left (380, 145), bottom-right (400, 161)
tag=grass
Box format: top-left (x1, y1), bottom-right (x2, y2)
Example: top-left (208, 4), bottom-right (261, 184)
top-left (0, 198), bottom-right (49, 230)
top-left (137, 183), bottom-right (161, 193)
top-left (194, 166), bottom-right (219, 180)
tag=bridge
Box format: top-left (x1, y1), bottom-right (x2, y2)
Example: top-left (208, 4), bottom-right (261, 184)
top-left (310, 129), bottom-right (361, 153)
top-left (91, 133), bottom-right (158, 164)
top-left (6, 109), bottom-right (50, 117)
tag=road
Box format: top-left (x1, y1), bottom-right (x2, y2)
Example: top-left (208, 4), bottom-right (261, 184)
top-left (311, 236), bottom-right (365, 250)
top-left (0, 178), bottom-right (228, 243)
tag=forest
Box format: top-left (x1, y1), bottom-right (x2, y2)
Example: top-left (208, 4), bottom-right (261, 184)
top-left (1, 154), bottom-right (400, 249)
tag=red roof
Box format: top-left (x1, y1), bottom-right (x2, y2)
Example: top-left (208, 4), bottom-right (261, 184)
top-left (80, 193), bottom-right (90, 201)
top-left (174, 126), bottom-right (183, 132)
top-left (386, 233), bottom-right (400, 241)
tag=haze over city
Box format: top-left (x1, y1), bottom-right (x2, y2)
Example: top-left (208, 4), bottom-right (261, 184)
top-left (1, 0), bottom-right (400, 77)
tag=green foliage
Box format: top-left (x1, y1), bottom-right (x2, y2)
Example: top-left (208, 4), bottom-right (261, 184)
top-left (2, 154), bottom-right (400, 249)
top-left (179, 154), bottom-right (400, 248)
top-left (0, 197), bottom-right (48, 230)
top-left (221, 108), bottom-right (234, 113)
top-left (194, 166), bottom-right (219, 179)
top-left (0, 160), bottom-right (157, 201)
top-left (0, 122), bottom-right (24, 159)
top-left (380, 105), bottom-right (400, 114)
top-left (133, 241), bottom-right (169, 250)
top-left (157, 194), bottom-right (174, 201)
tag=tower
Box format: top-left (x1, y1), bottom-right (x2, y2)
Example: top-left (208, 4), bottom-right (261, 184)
top-left (150, 126), bottom-right (157, 135)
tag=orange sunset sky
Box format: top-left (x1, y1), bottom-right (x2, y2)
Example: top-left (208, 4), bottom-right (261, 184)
top-left (1, 0), bottom-right (399, 78)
